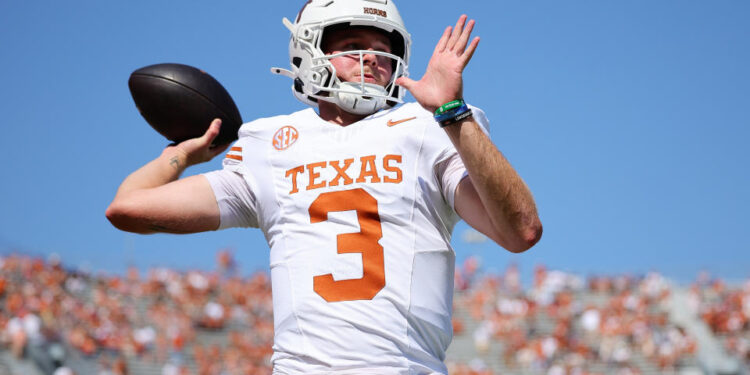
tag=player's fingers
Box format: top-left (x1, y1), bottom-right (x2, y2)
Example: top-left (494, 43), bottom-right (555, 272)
top-left (210, 118), bottom-right (222, 131)
top-left (456, 19), bottom-right (476, 53)
top-left (435, 26), bottom-right (452, 53)
top-left (396, 76), bottom-right (417, 91)
top-left (201, 119), bottom-right (222, 145)
top-left (447, 15), bottom-right (467, 51)
top-left (461, 37), bottom-right (481, 67)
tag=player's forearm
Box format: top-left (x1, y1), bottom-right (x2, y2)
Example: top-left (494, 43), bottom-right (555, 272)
top-left (106, 149), bottom-right (189, 234)
top-left (114, 148), bottom-right (188, 197)
top-left (107, 122), bottom-right (227, 234)
top-left (444, 117), bottom-right (542, 249)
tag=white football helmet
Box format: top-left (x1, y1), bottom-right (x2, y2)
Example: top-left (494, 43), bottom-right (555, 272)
top-left (272, 0), bottom-right (411, 115)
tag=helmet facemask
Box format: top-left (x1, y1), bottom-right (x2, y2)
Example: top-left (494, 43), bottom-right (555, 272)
top-left (312, 48), bottom-right (407, 115)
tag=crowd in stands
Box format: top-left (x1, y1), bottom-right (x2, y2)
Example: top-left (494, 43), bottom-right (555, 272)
top-left (449, 257), bottom-right (698, 374)
top-left (691, 272), bottom-right (750, 367)
top-left (0, 251), bottom-right (273, 375)
top-left (2, 252), bottom-right (745, 375)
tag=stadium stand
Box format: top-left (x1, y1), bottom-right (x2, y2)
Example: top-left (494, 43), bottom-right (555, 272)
top-left (446, 261), bottom-right (709, 375)
top-left (689, 275), bottom-right (749, 374)
top-left (0, 252), bottom-right (746, 374)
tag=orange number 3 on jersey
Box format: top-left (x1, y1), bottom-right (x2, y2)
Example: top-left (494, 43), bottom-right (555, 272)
top-left (309, 188), bottom-right (385, 302)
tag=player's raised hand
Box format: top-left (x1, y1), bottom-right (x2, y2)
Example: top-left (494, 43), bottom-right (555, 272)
top-left (165, 119), bottom-right (230, 168)
top-left (396, 15), bottom-right (480, 113)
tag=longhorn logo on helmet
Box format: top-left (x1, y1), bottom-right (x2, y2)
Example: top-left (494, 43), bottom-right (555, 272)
top-left (363, 7), bottom-right (387, 17)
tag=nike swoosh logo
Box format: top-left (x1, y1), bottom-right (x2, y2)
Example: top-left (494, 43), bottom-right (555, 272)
top-left (387, 117), bottom-right (417, 127)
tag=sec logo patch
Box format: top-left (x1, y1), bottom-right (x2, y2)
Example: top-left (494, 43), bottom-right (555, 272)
top-left (273, 126), bottom-right (299, 150)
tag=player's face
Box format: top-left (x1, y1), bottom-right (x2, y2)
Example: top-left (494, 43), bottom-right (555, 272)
top-left (323, 28), bottom-right (394, 87)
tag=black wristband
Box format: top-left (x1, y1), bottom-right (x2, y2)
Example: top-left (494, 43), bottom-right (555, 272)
top-left (439, 109), bottom-right (474, 128)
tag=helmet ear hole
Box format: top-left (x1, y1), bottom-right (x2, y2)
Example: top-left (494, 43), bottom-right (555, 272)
top-left (300, 27), bottom-right (314, 41)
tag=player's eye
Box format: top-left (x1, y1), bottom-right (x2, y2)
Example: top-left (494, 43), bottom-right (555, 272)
top-left (373, 44), bottom-right (391, 54)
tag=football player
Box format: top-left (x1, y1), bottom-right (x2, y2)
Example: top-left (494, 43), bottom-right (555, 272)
top-left (107, 0), bottom-right (542, 373)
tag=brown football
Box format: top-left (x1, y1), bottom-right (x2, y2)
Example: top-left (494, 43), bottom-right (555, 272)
top-left (128, 63), bottom-right (243, 145)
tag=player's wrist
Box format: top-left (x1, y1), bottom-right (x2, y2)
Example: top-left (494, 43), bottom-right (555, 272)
top-left (160, 147), bottom-right (191, 172)
top-left (434, 99), bottom-right (473, 128)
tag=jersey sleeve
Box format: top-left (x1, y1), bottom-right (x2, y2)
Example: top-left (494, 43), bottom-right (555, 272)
top-left (202, 141), bottom-right (260, 229)
top-left (434, 105), bottom-right (491, 211)
top-left (435, 154), bottom-right (468, 211)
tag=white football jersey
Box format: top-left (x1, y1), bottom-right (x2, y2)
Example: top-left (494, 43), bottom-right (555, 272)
top-left (204, 103), bottom-right (490, 374)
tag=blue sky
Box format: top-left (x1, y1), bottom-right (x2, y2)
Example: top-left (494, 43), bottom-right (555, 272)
top-left (1, 1), bottom-right (748, 284)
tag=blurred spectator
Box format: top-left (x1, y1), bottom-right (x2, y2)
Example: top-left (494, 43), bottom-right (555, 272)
top-left (216, 249), bottom-right (236, 277)
top-left (53, 367), bottom-right (75, 375)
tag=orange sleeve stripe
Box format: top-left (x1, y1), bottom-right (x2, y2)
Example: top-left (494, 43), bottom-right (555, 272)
top-left (226, 154), bottom-right (243, 161)
top-left (230, 147), bottom-right (242, 152)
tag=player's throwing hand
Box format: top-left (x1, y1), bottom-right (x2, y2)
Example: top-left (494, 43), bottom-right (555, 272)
top-left (165, 119), bottom-right (230, 169)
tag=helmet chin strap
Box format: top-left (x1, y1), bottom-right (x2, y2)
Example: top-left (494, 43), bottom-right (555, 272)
top-left (333, 81), bottom-right (389, 115)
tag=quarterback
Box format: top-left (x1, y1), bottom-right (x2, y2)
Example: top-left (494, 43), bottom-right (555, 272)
top-left (107, 0), bottom-right (542, 374)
